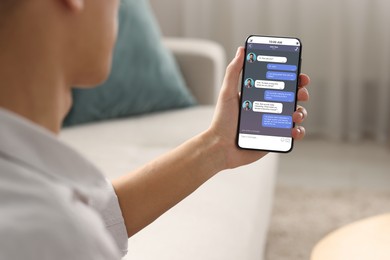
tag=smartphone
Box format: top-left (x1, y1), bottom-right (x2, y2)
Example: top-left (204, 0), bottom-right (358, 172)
top-left (237, 35), bottom-right (302, 153)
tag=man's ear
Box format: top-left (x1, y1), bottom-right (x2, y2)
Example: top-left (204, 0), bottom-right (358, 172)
top-left (61, 0), bottom-right (84, 12)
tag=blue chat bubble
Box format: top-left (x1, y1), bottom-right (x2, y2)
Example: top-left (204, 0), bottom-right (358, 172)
top-left (264, 90), bottom-right (295, 103)
top-left (267, 64), bottom-right (297, 71)
top-left (266, 71), bottom-right (297, 81)
top-left (262, 114), bottom-right (293, 129)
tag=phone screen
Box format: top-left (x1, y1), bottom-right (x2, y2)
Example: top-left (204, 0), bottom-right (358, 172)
top-left (237, 35), bottom-right (302, 153)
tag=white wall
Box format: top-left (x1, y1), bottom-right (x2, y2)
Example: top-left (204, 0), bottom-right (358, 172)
top-left (150, 0), bottom-right (390, 142)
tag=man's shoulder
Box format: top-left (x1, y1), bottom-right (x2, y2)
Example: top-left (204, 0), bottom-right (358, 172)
top-left (0, 156), bottom-right (75, 219)
top-left (0, 160), bottom-right (121, 260)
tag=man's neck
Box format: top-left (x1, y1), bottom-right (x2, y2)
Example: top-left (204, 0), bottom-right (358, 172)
top-left (0, 80), bottom-right (71, 135)
top-left (0, 47), bottom-right (71, 134)
top-left (0, 10), bottom-right (71, 135)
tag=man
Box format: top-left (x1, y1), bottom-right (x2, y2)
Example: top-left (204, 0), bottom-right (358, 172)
top-left (243, 101), bottom-right (252, 111)
top-left (245, 78), bottom-right (253, 88)
top-left (0, 0), bottom-right (310, 259)
top-left (248, 53), bottom-right (255, 63)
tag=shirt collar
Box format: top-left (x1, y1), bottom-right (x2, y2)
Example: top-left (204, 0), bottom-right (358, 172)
top-left (0, 108), bottom-right (109, 209)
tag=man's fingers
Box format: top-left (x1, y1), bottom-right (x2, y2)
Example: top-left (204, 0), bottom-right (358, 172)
top-left (298, 74), bottom-right (310, 88)
top-left (292, 126), bottom-right (306, 140)
top-left (292, 105), bottom-right (308, 139)
top-left (293, 106), bottom-right (308, 124)
top-left (297, 74), bottom-right (310, 101)
top-left (297, 87), bottom-right (309, 101)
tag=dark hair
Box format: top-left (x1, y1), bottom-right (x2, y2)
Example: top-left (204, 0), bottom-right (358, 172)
top-left (0, 2), bottom-right (19, 13)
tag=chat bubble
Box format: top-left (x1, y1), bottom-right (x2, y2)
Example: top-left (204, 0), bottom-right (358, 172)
top-left (264, 90), bottom-right (295, 102)
top-left (262, 114), bottom-right (293, 129)
top-left (253, 101), bottom-right (283, 114)
top-left (267, 64), bottom-right (297, 71)
top-left (266, 71), bottom-right (297, 81)
top-left (257, 55), bottom-right (287, 63)
top-left (255, 80), bottom-right (285, 90)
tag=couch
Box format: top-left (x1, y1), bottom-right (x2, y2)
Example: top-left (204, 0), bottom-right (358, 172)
top-left (60, 38), bottom-right (278, 260)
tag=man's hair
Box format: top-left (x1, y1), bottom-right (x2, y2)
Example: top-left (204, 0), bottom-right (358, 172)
top-left (0, 1), bottom-right (19, 12)
top-left (0, 1), bottom-right (22, 24)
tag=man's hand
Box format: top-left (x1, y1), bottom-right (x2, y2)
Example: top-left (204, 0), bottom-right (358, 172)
top-left (113, 47), bottom-right (310, 237)
top-left (206, 47), bottom-right (310, 169)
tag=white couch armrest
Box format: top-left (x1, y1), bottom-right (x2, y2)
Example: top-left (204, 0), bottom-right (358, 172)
top-left (163, 38), bottom-right (226, 105)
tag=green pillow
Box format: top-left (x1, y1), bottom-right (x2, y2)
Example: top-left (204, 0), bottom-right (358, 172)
top-left (63, 0), bottom-right (196, 127)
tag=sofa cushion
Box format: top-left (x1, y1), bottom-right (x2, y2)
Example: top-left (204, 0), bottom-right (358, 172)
top-left (63, 0), bottom-right (196, 127)
top-left (60, 106), bottom-right (277, 260)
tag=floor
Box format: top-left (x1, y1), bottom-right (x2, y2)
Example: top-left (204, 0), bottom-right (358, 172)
top-left (265, 138), bottom-right (390, 260)
top-left (277, 138), bottom-right (390, 191)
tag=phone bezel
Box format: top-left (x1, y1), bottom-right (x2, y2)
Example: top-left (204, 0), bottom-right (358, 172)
top-left (236, 35), bottom-right (303, 153)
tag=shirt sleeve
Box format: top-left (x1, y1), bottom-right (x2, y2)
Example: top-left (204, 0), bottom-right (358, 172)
top-left (92, 179), bottom-right (129, 257)
top-left (0, 181), bottom-right (123, 260)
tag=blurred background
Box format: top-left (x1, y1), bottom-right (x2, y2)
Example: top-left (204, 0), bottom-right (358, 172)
top-left (149, 1), bottom-right (390, 259)
top-left (150, 0), bottom-right (390, 143)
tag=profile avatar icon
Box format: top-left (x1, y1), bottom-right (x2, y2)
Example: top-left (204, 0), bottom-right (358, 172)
top-left (247, 53), bottom-right (256, 63)
top-left (245, 78), bottom-right (254, 88)
top-left (242, 100), bottom-right (252, 111)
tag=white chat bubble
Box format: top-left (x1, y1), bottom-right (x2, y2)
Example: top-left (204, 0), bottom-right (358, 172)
top-left (255, 80), bottom-right (285, 90)
top-left (257, 55), bottom-right (287, 63)
top-left (253, 101), bottom-right (283, 114)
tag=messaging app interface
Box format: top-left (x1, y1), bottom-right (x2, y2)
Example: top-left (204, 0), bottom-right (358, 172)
top-left (238, 37), bottom-right (301, 151)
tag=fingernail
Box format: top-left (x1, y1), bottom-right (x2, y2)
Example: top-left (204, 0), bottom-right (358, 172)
top-left (296, 128), bottom-right (301, 134)
top-left (299, 112), bottom-right (304, 119)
